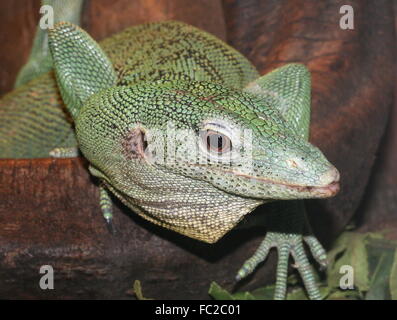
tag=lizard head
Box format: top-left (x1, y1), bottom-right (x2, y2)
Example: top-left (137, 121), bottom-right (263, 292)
top-left (49, 22), bottom-right (339, 242)
top-left (79, 79), bottom-right (339, 202)
top-left (48, 22), bottom-right (339, 203)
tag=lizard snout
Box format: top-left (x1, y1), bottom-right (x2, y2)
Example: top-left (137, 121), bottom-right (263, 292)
top-left (319, 166), bottom-right (340, 186)
top-left (310, 166), bottom-right (340, 197)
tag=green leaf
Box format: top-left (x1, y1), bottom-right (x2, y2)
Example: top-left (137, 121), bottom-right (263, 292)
top-left (232, 291), bottom-right (257, 300)
top-left (286, 287), bottom-right (308, 300)
top-left (365, 251), bottom-right (394, 300)
top-left (208, 282), bottom-right (235, 300)
top-left (132, 280), bottom-right (153, 300)
top-left (209, 282), bottom-right (273, 300)
top-left (327, 288), bottom-right (362, 300)
top-left (327, 232), bottom-right (370, 293)
top-left (365, 234), bottom-right (397, 300)
top-left (249, 286), bottom-right (275, 300)
top-left (326, 232), bottom-right (350, 267)
top-left (389, 249), bottom-right (397, 300)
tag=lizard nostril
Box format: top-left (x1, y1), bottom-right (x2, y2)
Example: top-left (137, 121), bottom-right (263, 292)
top-left (286, 159), bottom-right (299, 169)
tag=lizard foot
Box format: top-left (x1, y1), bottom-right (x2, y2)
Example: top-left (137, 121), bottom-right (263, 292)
top-left (236, 231), bottom-right (327, 300)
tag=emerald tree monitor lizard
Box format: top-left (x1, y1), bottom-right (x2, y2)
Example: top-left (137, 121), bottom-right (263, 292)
top-left (0, 20), bottom-right (340, 300)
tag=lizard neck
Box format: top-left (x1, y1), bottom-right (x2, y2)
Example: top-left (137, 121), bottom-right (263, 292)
top-left (90, 163), bottom-right (263, 243)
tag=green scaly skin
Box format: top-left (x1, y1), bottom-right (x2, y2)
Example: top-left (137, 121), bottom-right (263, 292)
top-left (0, 20), bottom-right (256, 158)
top-left (0, 0), bottom-right (83, 158)
top-left (1, 18), bottom-right (340, 299)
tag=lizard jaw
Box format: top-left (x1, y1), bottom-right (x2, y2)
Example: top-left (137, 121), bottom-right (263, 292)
top-left (205, 166), bottom-right (340, 199)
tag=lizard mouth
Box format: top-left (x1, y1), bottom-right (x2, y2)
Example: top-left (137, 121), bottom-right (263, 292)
top-left (211, 167), bottom-right (340, 199)
top-left (240, 173), bottom-right (340, 198)
top-left (182, 162), bottom-right (340, 199)
top-left (298, 180), bottom-right (340, 198)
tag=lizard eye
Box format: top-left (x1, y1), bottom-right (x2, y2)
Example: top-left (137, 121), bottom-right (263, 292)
top-left (201, 130), bottom-right (232, 154)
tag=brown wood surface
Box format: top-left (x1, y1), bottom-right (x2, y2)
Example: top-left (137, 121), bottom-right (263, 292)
top-left (0, 0), bottom-right (396, 299)
top-left (0, 158), bottom-right (270, 299)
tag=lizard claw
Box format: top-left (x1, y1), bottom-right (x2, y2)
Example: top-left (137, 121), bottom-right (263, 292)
top-left (99, 185), bottom-right (116, 235)
top-left (303, 235), bottom-right (328, 270)
top-left (236, 231), bottom-right (324, 300)
top-left (105, 216), bottom-right (117, 235)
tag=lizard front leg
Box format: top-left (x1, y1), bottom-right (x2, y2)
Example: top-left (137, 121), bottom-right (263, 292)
top-left (236, 200), bottom-right (327, 300)
top-left (99, 184), bottom-right (116, 235)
